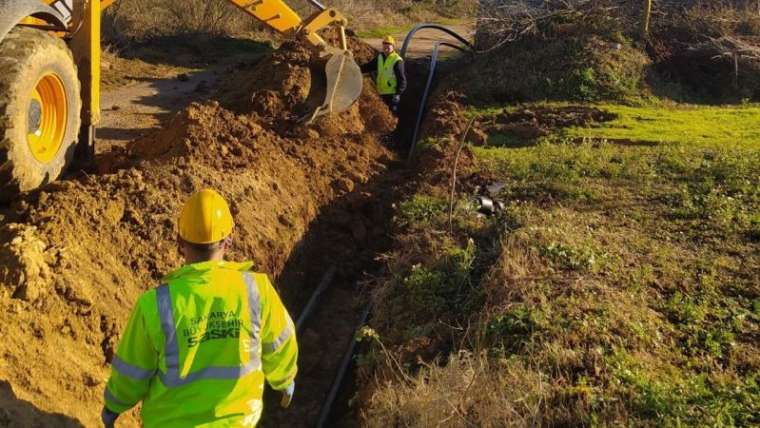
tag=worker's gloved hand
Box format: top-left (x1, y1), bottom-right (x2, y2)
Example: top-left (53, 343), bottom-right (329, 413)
top-left (280, 382), bottom-right (295, 408)
top-left (391, 94), bottom-right (401, 113)
top-left (101, 408), bottom-right (119, 428)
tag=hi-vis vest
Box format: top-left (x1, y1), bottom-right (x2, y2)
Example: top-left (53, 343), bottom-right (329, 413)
top-left (376, 52), bottom-right (403, 95)
top-left (104, 261), bottom-right (297, 428)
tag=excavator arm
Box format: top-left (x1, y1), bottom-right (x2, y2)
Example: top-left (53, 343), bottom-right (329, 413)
top-left (225, 0), bottom-right (362, 120)
top-left (226, 0), bottom-right (347, 52)
top-left (226, 0), bottom-right (303, 36)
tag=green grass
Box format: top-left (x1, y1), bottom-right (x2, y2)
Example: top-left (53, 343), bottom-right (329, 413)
top-left (566, 103), bottom-right (760, 147)
top-left (470, 102), bottom-right (760, 148)
top-left (472, 102), bottom-right (759, 422)
top-left (363, 100), bottom-right (760, 426)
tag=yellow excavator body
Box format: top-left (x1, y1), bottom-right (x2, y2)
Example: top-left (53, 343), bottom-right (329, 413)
top-left (0, 0), bottom-right (362, 199)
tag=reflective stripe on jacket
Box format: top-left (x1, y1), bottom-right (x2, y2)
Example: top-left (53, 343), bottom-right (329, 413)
top-left (376, 52), bottom-right (403, 95)
top-left (103, 261), bottom-right (298, 427)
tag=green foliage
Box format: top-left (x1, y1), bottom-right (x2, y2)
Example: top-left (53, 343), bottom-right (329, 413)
top-left (571, 67), bottom-right (598, 101)
top-left (486, 304), bottom-right (546, 353)
top-left (463, 101), bottom-right (760, 424)
top-left (609, 351), bottom-right (760, 426)
top-left (367, 99), bottom-right (759, 426)
top-left (401, 241), bottom-right (478, 317)
top-left (397, 195), bottom-right (447, 228)
top-left (541, 242), bottom-right (602, 271)
top-left (749, 215), bottom-right (760, 241)
top-left (664, 291), bottom-right (706, 324)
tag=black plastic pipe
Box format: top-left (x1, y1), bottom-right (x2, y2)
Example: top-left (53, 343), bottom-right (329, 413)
top-left (316, 304), bottom-right (371, 428)
top-left (296, 266), bottom-right (336, 333)
top-left (399, 23), bottom-right (473, 60)
top-left (398, 24), bottom-right (474, 160)
top-left (407, 42), bottom-right (442, 162)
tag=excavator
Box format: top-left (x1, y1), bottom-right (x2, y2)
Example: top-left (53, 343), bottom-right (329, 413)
top-left (0, 0), bottom-right (363, 200)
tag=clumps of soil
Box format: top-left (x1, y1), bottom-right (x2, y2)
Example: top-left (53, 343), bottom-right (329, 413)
top-left (410, 91), bottom-right (478, 187)
top-left (0, 224), bottom-right (51, 302)
top-left (0, 36), bottom-right (394, 426)
top-left (418, 91), bottom-right (471, 142)
top-left (418, 93), bottom-right (617, 149)
top-left (218, 30), bottom-right (378, 126)
top-left (479, 106), bottom-right (618, 142)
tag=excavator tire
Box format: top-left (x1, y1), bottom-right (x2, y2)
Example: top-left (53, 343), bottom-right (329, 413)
top-left (0, 27), bottom-right (81, 202)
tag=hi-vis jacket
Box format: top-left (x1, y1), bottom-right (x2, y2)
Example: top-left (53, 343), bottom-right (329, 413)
top-left (360, 52), bottom-right (407, 96)
top-left (376, 51), bottom-right (404, 95)
top-left (104, 261), bottom-right (298, 427)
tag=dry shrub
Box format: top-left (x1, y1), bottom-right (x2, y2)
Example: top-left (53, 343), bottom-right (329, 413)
top-left (446, 1), bottom-right (650, 104)
top-left (475, 0), bottom-right (641, 50)
top-left (363, 351), bottom-right (548, 428)
top-left (651, 1), bottom-right (760, 100)
top-left (326, 0), bottom-right (476, 30)
top-left (471, 1), bottom-right (760, 102)
top-left (103, 0), bottom-right (273, 41)
top-left (103, 0), bottom-right (477, 42)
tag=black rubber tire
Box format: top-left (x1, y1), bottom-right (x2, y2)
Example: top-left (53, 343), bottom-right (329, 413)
top-left (0, 27), bottom-right (81, 201)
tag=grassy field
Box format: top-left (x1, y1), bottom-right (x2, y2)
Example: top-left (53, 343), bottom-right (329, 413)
top-left (564, 104), bottom-right (760, 147)
top-left (362, 102), bottom-right (759, 426)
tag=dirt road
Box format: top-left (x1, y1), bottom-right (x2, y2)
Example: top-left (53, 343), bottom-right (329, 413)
top-left (363, 24), bottom-right (474, 58)
top-left (98, 68), bottom-right (219, 152)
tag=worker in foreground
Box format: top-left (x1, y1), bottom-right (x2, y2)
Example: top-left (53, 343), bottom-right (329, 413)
top-left (361, 35), bottom-right (407, 115)
top-left (101, 189), bottom-right (298, 427)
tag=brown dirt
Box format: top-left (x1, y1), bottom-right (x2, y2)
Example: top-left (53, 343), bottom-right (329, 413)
top-left (0, 35), bottom-right (396, 427)
top-left (481, 106), bottom-right (618, 142)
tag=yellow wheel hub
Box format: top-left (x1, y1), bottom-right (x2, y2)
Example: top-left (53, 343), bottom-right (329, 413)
top-left (27, 73), bottom-right (67, 164)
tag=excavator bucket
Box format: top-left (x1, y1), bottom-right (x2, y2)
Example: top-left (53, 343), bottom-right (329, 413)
top-left (307, 50), bottom-right (363, 123)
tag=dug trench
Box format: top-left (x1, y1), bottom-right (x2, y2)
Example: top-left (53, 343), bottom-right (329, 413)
top-left (0, 35), bottom-right (429, 427)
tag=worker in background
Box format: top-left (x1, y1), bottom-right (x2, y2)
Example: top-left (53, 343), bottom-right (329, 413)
top-left (361, 35), bottom-right (407, 115)
top-left (101, 189), bottom-right (298, 428)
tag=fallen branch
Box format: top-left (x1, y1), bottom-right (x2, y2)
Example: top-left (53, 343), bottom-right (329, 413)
top-left (688, 36), bottom-right (760, 87)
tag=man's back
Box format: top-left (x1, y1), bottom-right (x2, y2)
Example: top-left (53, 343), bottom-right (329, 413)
top-left (105, 260), bottom-right (297, 428)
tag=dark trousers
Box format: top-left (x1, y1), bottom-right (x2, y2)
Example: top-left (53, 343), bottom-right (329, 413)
top-left (381, 94), bottom-right (399, 116)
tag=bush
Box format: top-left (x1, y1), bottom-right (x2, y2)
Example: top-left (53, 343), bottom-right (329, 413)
top-left (650, 2), bottom-right (760, 101)
top-left (103, 0), bottom-right (257, 41)
top-left (450, 2), bottom-right (650, 104)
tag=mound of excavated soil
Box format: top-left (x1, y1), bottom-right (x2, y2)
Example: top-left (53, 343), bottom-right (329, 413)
top-left (0, 36), bottom-right (393, 426)
top-left (218, 31), bottom-right (378, 125)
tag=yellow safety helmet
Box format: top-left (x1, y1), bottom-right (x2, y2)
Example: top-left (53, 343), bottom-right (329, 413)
top-left (178, 189), bottom-right (234, 244)
top-left (382, 35), bottom-right (396, 46)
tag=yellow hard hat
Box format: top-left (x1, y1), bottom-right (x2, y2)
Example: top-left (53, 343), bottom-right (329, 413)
top-left (178, 189), bottom-right (234, 244)
top-left (383, 35), bottom-right (395, 45)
